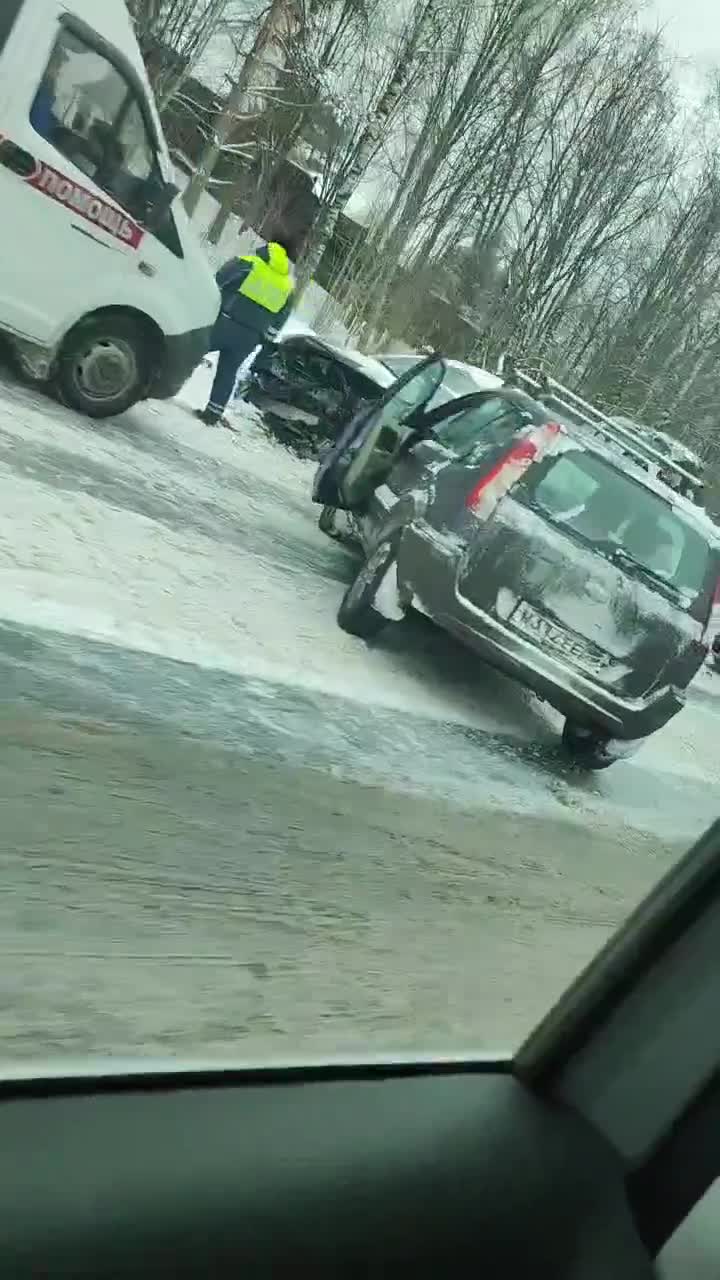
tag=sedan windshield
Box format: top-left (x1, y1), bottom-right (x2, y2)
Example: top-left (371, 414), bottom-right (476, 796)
top-left (381, 355), bottom-right (478, 408)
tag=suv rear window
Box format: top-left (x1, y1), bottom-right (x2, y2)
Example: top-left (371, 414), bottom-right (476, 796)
top-left (521, 450), bottom-right (712, 607)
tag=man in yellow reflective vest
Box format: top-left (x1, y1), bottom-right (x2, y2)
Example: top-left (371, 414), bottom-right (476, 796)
top-left (195, 235), bottom-right (297, 427)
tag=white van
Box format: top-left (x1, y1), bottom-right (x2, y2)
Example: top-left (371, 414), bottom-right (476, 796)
top-left (0, 0), bottom-right (219, 417)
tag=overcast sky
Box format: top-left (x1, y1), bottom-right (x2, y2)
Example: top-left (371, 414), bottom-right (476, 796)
top-left (650, 0), bottom-right (718, 64)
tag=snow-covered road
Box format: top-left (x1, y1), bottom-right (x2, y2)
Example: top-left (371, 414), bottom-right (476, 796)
top-left (0, 364), bottom-right (717, 832)
top-left (0, 366), bottom-right (717, 1063)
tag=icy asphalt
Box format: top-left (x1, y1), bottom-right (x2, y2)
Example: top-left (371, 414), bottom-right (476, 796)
top-left (0, 363), bottom-right (718, 1065)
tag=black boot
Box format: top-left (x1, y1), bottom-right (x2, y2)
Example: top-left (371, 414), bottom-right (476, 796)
top-left (194, 407), bottom-right (221, 427)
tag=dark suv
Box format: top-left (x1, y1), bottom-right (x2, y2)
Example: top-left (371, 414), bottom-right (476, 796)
top-left (313, 357), bottom-right (720, 768)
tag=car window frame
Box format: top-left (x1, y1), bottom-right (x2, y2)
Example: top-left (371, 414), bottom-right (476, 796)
top-left (447, 406), bottom-right (532, 460)
top-left (516, 819), bottom-right (720, 1189)
top-left (4, 819), bottom-right (720, 1271)
top-left (410, 390), bottom-right (530, 458)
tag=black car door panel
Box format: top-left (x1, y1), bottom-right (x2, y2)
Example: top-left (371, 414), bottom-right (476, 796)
top-left (0, 1065), bottom-right (654, 1279)
top-left (313, 356), bottom-right (445, 510)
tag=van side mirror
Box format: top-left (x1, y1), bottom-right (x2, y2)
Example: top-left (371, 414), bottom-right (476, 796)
top-left (143, 176), bottom-right (180, 229)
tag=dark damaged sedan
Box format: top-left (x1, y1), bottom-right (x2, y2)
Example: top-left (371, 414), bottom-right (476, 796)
top-left (313, 356), bottom-right (720, 768)
top-left (244, 333), bottom-right (397, 455)
top-left (242, 333), bottom-right (478, 455)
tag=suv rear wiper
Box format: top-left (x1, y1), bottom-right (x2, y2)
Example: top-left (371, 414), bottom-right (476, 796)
top-left (522, 497), bottom-right (615, 557)
top-left (609, 545), bottom-right (684, 599)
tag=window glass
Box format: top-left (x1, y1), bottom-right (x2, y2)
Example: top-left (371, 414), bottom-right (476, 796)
top-left (525, 451), bottom-right (711, 600)
top-left (116, 99), bottom-right (153, 182)
top-left (309, 357), bottom-right (345, 392)
top-left (442, 367), bottom-right (483, 397)
top-left (433, 397), bottom-right (521, 455)
top-left (377, 362), bottom-right (444, 432)
top-left (30, 28), bottom-right (156, 216)
top-left (0, 0), bottom-right (22, 55)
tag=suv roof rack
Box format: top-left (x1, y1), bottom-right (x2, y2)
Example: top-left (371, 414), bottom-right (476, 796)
top-left (496, 355), bottom-right (702, 494)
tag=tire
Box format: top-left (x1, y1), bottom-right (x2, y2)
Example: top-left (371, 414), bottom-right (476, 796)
top-left (338, 538), bottom-right (401, 640)
top-left (319, 504), bottom-right (340, 537)
top-left (561, 720), bottom-right (616, 770)
top-left (55, 314), bottom-right (153, 419)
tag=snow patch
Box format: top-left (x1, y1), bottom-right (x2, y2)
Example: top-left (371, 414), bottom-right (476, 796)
top-left (496, 587), bottom-right (517, 621)
top-left (374, 560), bottom-right (404, 621)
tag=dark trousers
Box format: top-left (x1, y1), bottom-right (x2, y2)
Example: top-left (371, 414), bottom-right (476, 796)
top-left (206, 315), bottom-right (260, 417)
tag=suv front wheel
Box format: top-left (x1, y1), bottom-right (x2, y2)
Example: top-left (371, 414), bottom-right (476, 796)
top-left (338, 538), bottom-right (403, 640)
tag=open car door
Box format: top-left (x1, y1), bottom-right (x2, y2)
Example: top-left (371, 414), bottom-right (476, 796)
top-left (2, 820), bottom-right (720, 1277)
top-left (313, 354), bottom-right (445, 510)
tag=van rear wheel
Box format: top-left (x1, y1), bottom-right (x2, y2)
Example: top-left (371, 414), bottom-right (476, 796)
top-left (55, 315), bottom-right (152, 418)
top-left (562, 720), bottom-right (615, 770)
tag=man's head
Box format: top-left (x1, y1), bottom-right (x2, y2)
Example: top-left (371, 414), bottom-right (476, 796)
top-left (266, 225), bottom-right (302, 263)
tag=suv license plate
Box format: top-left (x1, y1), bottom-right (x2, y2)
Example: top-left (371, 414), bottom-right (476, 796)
top-left (511, 600), bottom-right (610, 670)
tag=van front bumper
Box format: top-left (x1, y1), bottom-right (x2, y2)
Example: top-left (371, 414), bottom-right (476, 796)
top-left (398, 522), bottom-right (685, 740)
top-left (152, 326), bottom-right (212, 399)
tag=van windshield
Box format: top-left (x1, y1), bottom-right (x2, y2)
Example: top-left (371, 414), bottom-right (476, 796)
top-left (523, 450), bottom-right (712, 603)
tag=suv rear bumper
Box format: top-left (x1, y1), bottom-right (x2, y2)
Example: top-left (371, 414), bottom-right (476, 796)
top-left (398, 523), bottom-right (685, 740)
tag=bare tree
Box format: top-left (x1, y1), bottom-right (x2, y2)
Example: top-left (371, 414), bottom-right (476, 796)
top-left (584, 161), bottom-right (720, 413)
top-left (126, 0), bottom-right (231, 105)
top-left (182, 0), bottom-right (300, 217)
top-left (294, 0), bottom-right (445, 293)
top-left (204, 0), bottom-right (372, 244)
top-left (492, 22), bottom-right (675, 364)
top-left (355, 0), bottom-right (611, 343)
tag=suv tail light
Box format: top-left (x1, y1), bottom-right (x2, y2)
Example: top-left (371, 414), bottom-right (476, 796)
top-left (466, 421), bottom-right (562, 520)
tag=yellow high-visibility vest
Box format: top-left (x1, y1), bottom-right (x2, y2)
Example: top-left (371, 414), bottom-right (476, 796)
top-left (237, 242), bottom-right (293, 314)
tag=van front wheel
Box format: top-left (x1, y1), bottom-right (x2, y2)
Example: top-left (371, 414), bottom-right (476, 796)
top-left (55, 315), bottom-right (152, 418)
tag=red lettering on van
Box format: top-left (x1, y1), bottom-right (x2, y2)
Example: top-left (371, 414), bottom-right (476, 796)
top-left (26, 159), bottom-right (144, 248)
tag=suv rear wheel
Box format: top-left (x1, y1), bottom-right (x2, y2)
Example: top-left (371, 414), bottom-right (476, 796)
top-left (562, 720), bottom-right (616, 771)
top-left (338, 538), bottom-right (403, 640)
